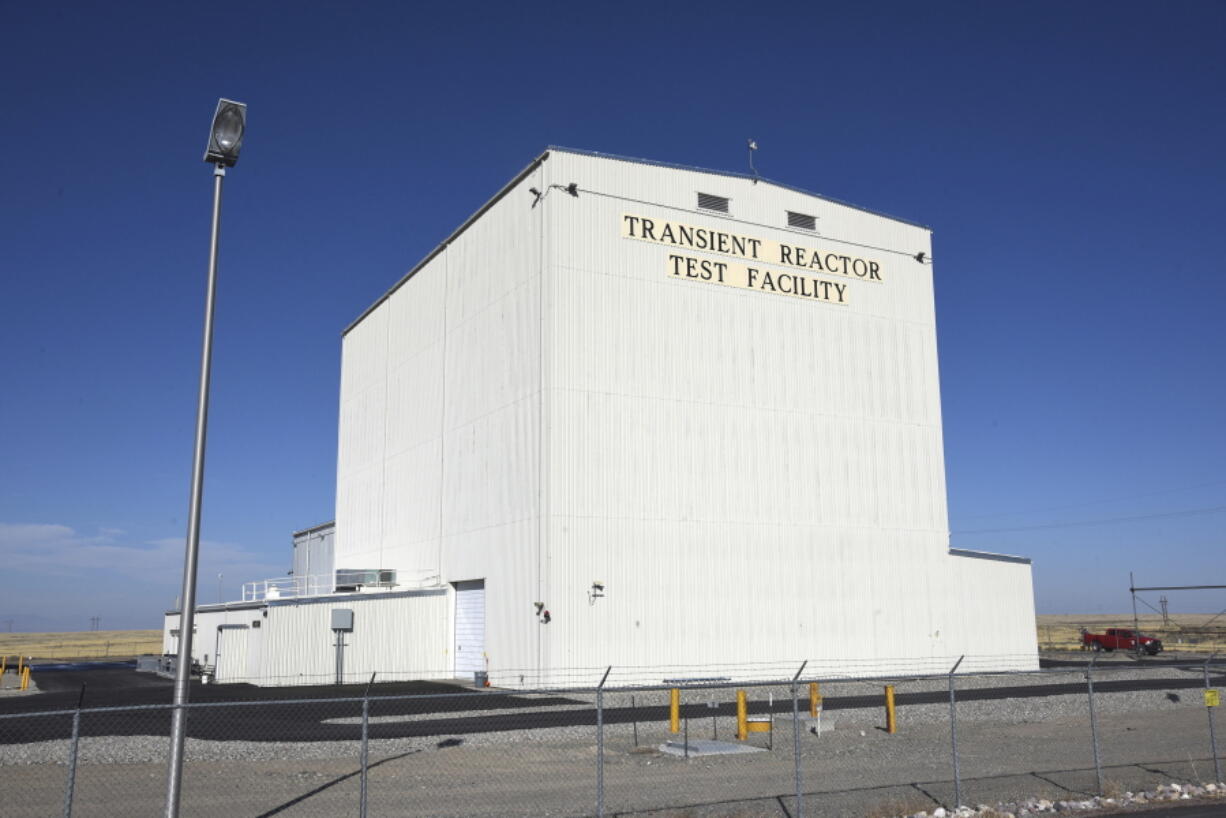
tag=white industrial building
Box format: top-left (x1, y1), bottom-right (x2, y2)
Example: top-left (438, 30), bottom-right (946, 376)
top-left (165, 147), bottom-right (1038, 686)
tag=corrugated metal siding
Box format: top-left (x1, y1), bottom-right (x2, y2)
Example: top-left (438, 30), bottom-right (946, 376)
top-left (292, 523), bottom-right (335, 583)
top-left (534, 151), bottom-right (1025, 679)
top-left (162, 606), bottom-right (263, 667)
top-left (256, 591), bottom-right (449, 686)
top-left (334, 161), bottom-right (547, 679)
top-left (332, 149), bottom-right (1035, 685)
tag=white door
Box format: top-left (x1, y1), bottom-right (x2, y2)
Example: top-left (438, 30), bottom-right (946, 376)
top-left (215, 626), bottom-right (249, 683)
top-left (454, 580), bottom-right (485, 675)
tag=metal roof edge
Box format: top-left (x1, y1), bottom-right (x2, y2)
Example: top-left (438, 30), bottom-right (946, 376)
top-left (546, 145), bottom-right (932, 231)
top-left (343, 144), bottom-right (931, 337)
top-left (165, 586), bottom-right (448, 616)
top-left (342, 150), bottom-right (552, 337)
top-left (948, 547), bottom-right (1032, 566)
top-left (266, 587), bottom-right (447, 606)
top-left (166, 600), bottom-right (266, 616)
top-left (292, 520), bottom-right (336, 538)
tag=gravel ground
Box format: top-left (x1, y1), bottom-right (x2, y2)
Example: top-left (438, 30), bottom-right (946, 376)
top-left (0, 666), bottom-right (1214, 765)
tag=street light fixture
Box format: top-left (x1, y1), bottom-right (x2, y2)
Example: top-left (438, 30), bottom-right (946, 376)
top-left (165, 98), bottom-right (247, 818)
top-left (203, 99), bottom-right (246, 166)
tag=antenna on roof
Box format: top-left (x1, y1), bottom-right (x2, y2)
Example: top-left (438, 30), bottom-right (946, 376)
top-left (747, 139), bottom-right (760, 183)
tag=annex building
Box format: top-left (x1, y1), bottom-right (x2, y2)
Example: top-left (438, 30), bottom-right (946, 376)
top-left (165, 148), bottom-right (1038, 686)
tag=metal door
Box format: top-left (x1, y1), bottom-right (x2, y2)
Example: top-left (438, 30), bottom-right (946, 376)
top-left (215, 625), bottom-right (249, 683)
top-left (454, 580), bottom-right (486, 675)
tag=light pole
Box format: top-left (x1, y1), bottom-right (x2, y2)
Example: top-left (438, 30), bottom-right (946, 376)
top-left (165, 97), bottom-right (246, 818)
top-left (217, 573), bottom-right (223, 604)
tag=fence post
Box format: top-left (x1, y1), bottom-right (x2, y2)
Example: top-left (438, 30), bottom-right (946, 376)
top-left (631, 694), bottom-right (638, 748)
top-left (1086, 656), bottom-right (1103, 796)
top-left (360, 672), bottom-right (375, 818)
top-left (792, 661), bottom-right (807, 818)
top-left (684, 704), bottom-right (689, 759)
top-left (947, 655), bottom-right (964, 810)
top-left (1206, 656), bottom-right (1221, 785)
top-left (62, 684), bottom-right (86, 818)
top-left (596, 666), bottom-right (611, 818)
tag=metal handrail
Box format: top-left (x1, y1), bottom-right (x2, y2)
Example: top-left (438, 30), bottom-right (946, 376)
top-left (239, 570), bottom-right (444, 602)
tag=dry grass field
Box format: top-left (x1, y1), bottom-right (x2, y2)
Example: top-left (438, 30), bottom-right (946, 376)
top-left (1, 616), bottom-right (1222, 665)
top-left (1037, 613), bottom-right (1226, 653)
top-left (0, 630), bottom-right (162, 661)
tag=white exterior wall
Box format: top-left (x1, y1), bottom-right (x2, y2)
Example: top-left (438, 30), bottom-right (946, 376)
top-left (292, 522), bottom-right (335, 587)
top-left (163, 589), bottom-right (448, 686)
top-left (163, 606), bottom-right (260, 669)
top-left (332, 148), bottom-right (1038, 686)
top-left (256, 590), bottom-right (449, 686)
top-left (335, 161), bottom-right (546, 678)
top-left (942, 553), bottom-right (1039, 668)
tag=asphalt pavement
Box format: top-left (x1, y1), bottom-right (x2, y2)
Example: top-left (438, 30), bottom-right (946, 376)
top-left (1, 662), bottom-right (1222, 745)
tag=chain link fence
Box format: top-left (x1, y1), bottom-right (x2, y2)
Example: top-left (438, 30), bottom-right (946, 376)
top-left (1, 659), bottom-right (1222, 817)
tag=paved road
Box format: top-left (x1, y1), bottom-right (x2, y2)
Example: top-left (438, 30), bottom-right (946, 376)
top-left (1, 664), bottom-right (1222, 745)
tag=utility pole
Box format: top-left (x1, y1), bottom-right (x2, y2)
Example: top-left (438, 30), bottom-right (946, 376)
top-left (1160, 596), bottom-right (1169, 626)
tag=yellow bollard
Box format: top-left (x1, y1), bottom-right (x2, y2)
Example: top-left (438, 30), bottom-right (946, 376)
top-left (17, 655), bottom-right (24, 674)
top-left (20, 666), bottom-right (31, 691)
top-left (669, 688), bottom-right (680, 734)
top-left (736, 690), bottom-right (748, 740)
top-left (1, 655), bottom-right (7, 675)
top-left (809, 682), bottom-right (822, 717)
top-left (884, 684), bottom-right (896, 734)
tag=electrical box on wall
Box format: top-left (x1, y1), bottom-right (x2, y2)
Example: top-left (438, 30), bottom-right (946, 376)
top-left (331, 609), bottom-right (354, 631)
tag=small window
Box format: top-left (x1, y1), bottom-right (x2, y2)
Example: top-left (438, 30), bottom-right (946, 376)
top-left (787, 211), bottom-right (816, 231)
top-left (697, 192), bottom-right (729, 213)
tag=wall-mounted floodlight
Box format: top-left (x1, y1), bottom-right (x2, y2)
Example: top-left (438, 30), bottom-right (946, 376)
top-left (204, 98), bottom-right (247, 166)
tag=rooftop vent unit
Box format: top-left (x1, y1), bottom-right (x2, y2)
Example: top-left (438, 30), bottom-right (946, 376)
top-left (697, 192), bottom-right (729, 213)
top-left (334, 568), bottom-right (398, 592)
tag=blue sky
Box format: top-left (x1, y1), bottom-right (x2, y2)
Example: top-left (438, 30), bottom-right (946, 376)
top-left (2, 2), bottom-right (1223, 630)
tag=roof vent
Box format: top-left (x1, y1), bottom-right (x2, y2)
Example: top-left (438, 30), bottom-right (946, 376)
top-left (697, 192), bottom-right (729, 213)
top-left (787, 211), bottom-right (816, 231)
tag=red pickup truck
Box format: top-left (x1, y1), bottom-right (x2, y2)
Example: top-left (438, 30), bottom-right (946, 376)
top-left (1081, 628), bottom-right (1163, 655)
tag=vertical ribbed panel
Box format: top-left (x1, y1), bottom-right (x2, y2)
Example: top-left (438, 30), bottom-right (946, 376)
top-left (257, 591), bottom-right (449, 685)
top-left (330, 149), bottom-right (1036, 686)
top-left (536, 150), bottom-right (1033, 679)
top-left (335, 163), bottom-right (546, 678)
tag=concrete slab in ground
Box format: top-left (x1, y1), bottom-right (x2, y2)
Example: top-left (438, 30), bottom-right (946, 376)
top-left (658, 739), bottom-right (766, 757)
top-left (0, 670), bottom-right (38, 696)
